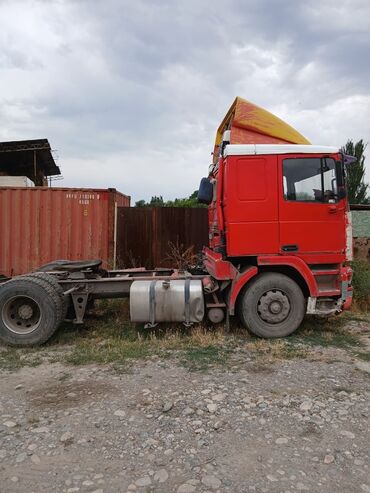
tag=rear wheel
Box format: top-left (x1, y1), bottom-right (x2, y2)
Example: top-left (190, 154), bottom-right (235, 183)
top-left (25, 272), bottom-right (69, 321)
top-left (237, 273), bottom-right (305, 338)
top-left (0, 278), bottom-right (61, 346)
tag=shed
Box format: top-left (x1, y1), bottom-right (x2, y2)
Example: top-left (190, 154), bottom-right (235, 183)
top-left (0, 139), bottom-right (60, 186)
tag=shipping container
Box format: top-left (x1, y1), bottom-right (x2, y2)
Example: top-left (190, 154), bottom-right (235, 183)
top-left (0, 187), bottom-right (130, 277)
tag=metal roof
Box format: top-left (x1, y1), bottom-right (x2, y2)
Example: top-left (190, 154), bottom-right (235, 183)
top-left (0, 139), bottom-right (60, 184)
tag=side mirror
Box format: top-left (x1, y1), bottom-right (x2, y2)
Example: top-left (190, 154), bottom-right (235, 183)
top-left (197, 177), bottom-right (213, 205)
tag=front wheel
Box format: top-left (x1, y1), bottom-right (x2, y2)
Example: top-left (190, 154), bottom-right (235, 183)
top-left (237, 273), bottom-right (305, 338)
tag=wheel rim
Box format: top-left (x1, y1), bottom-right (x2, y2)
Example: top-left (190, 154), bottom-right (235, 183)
top-left (2, 295), bottom-right (41, 334)
top-left (257, 290), bottom-right (290, 324)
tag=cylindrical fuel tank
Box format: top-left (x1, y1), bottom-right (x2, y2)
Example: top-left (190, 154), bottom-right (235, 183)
top-left (130, 279), bottom-right (204, 324)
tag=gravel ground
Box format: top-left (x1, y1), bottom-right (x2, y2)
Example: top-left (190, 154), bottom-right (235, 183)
top-left (0, 326), bottom-right (369, 493)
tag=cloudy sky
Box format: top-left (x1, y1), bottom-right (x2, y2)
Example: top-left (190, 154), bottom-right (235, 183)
top-left (1, 0), bottom-right (369, 202)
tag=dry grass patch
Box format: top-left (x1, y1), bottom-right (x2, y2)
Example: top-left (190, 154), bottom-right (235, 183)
top-left (246, 338), bottom-right (308, 363)
top-left (55, 306), bottom-right (242, 371)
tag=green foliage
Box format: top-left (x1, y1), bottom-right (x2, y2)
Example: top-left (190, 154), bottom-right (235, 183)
top-left (356, 352), bottom-right (370, 362)
top-left (181, 346), bottom-right (232, 371)
top-left (135, 195), bottom-right (164, 207)
top-left (149, 195), bottom-right (165, 206)
top-left (351, 259), bottom-right (370, 307)
top-left (64, 340), bottom-right (150, 366)
top-left (341, 140), bottom-right (369, 204)
top-left (134, 199), bottom-right (146, 207)
top-left (135, 191), bottom-right (206, 208)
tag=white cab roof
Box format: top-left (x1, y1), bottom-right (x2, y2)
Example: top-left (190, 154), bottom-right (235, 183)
top-left (224, 144), bottom-right (339, 157)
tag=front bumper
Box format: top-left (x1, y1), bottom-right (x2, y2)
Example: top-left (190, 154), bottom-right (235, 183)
top-left (306, 265), bottom-right (353, 315)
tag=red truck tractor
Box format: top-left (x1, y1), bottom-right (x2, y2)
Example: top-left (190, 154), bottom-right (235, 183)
top-left (0, 98), bottom-right (353, 346)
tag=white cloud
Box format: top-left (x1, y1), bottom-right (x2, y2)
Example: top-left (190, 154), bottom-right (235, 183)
top-left (303, 0), bottom-right (370, 33)
top-left (0, 0), bottom-right (369, 198)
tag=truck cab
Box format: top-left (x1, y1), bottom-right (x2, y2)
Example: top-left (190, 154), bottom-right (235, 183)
top-left (211, 144), bottom-right (349, 260)
top-left (200, 142), bottom-right (353, 338)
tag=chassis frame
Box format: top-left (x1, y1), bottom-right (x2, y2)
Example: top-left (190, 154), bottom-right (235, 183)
top-left (43, 267), bottom-right (225, 324)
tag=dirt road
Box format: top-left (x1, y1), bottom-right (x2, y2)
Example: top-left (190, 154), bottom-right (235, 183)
top-left (0, 318), bottom-right (369, 493)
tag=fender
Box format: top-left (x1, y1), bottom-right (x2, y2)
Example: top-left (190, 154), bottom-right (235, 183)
top-left (257, 255), bottom-right (318, 296)
top-left (228, 266), bottom-right (258, 315)
top-left (203, 247), bottom-right (238, 280)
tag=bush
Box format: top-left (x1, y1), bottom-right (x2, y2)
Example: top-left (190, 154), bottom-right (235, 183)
top-left (351, 260), bottom-right (370, 309)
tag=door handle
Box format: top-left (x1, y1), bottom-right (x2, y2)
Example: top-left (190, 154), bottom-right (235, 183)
top-left (282, 244), bottom-right (298, 252)
top-left (328, 206), bottom-right (337, 214)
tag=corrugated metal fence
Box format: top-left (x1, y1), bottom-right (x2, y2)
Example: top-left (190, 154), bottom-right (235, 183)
top-left (116, 207), bottom-right (208, 269)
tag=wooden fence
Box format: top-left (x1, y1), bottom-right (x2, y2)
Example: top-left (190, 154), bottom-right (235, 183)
top-left (116, 207), bottom-right (208, 269)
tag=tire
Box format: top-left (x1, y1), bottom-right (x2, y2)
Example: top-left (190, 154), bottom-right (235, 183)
top-left (25, 272), bottom-right (69, 321)
top-left (20, 275), bottom-right (64, 326)
top-left (0, 277), bottom-right (61, 346)
top-left (237, 273), bottom-right (305, 338)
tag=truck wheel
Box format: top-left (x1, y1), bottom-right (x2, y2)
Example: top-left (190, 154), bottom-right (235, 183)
top-left (25, 272), bottom-right (69, 321)
top-left (20, 275), bottom-right (64, 326)
top-left (0, 278), bottom-right (61, 346)
top-left (237, 273), bottom-right (305, 338)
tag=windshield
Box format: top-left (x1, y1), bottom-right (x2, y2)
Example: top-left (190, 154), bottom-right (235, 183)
top-left (283, 157), bottom-right (341, 202)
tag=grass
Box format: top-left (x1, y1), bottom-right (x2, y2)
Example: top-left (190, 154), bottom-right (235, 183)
top-left (181, 346), bottom-right (233, 371)
top-left (355, 352), bottom-right (370, 362)
top-left (64, 340), bottom-right (150, 366)
top-left (351, 260), bottom-right (370, 310)
top-left (45, 300), bottom-right (240, 371)
top-left (60, 325), bottom-right (236, 372)
top-left (288, 315), bottom-right (364, 349)
top-left (0, 298), bottom-right (368, 371)
top-left (245, 338), bottom-right (309, 361)
top-left (242, 313), bottom-right (365, 364)
top-left (0, 348), bottom-right (42, 371)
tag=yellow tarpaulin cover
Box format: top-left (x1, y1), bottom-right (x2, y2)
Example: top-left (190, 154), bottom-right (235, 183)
top-left (214, 97), bottom-right (310, 159)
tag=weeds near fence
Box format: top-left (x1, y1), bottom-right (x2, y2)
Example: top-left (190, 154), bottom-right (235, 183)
top-left (351, 260), bottom-right (370, 311)
top-left (164, 241), bottom-right (198, 270)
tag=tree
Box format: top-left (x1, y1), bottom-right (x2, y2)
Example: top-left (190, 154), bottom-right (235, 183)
top-left (341, 140), bottom-right (369, 204)
top-left (134, 199), bottom-right (146, 207)
top-left (134, 191), bottom-right (206, 208)
top-left (149, 195), bottom-right (164, 206)
top-left (165, 190), bottom-right (206, 208)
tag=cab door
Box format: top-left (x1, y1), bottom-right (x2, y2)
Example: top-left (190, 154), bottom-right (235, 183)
top-left (223, 154), bottom-right (279, 256)
top-left (278, 154), bottom-right (346, 258)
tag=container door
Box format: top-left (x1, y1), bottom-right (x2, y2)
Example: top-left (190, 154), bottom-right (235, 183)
top-left (278, 155), bottom-right (345, 256)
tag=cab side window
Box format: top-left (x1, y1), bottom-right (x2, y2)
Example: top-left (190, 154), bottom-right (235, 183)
top-left (283, 157), bottom-right (337, 202)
